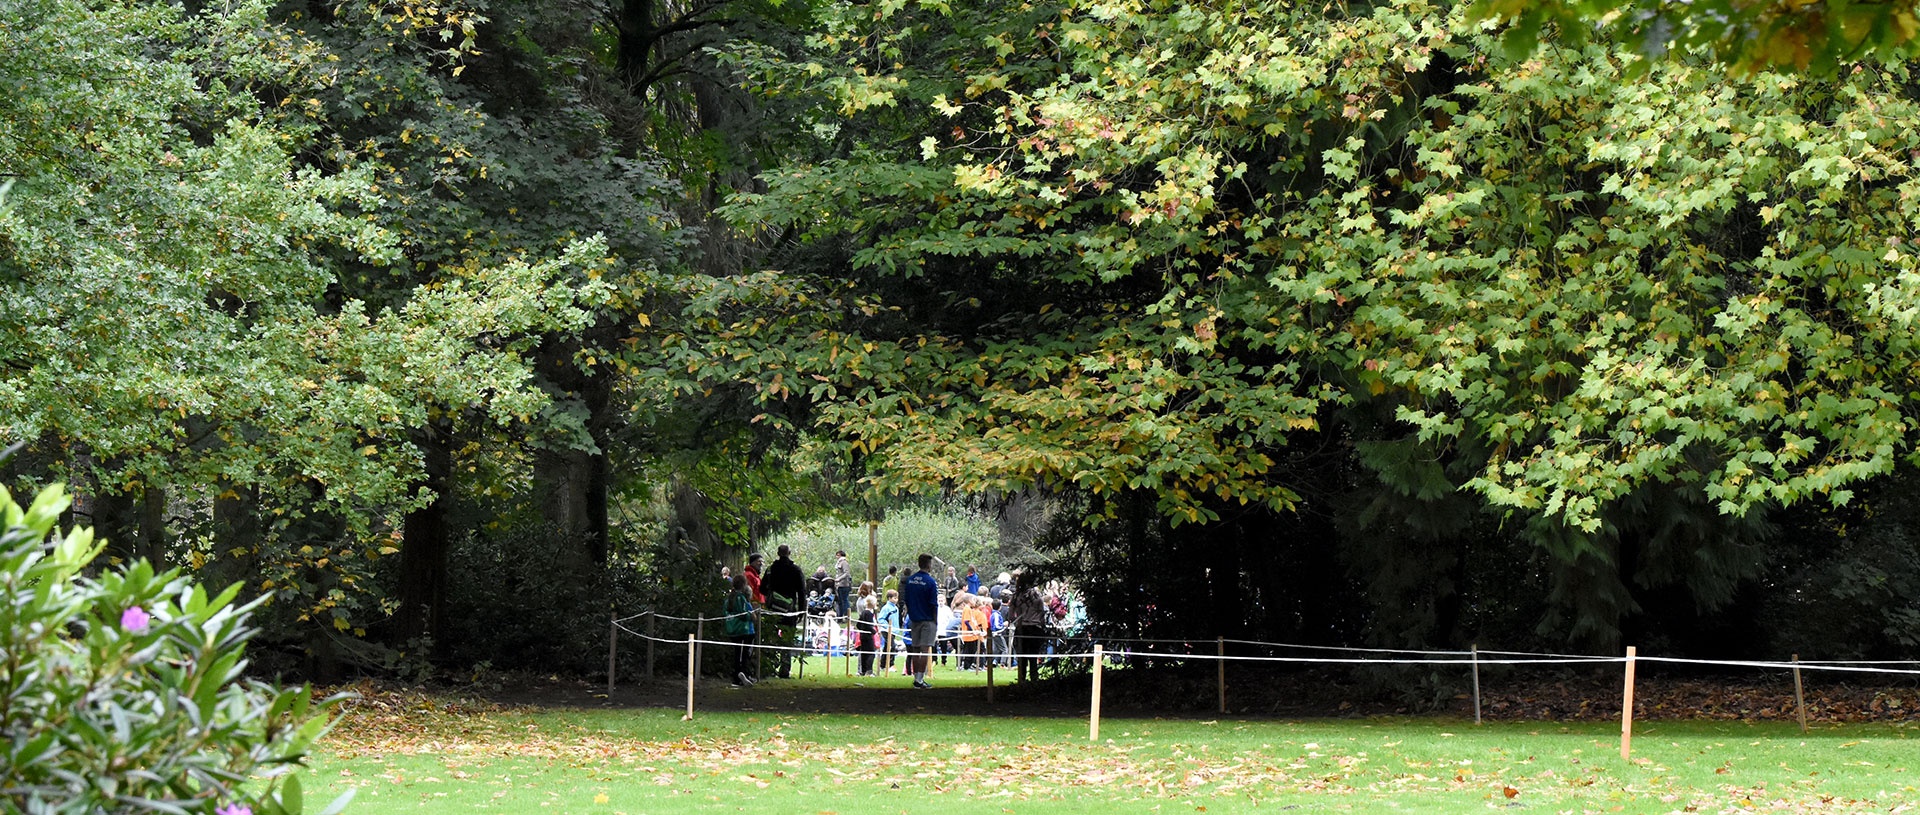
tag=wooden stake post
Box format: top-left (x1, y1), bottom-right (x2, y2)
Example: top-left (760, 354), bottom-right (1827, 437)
top-left (646, 612), bottom-right (656, 678)
top-left (1471, 644), bottom-right (1483, 725)
top-left (607, 610), bottom-right (618, 696)
top-left (683, 633), bottom-right (696, 721)
top-left (1217, 637), bottom-right (1227, 714)
top-left (1090, 645), bottom-right (1105, 742)
top-left (1793, 654), bottom-right (1808, 733)
top-left (1620, 645), bottom-right (1638, 760)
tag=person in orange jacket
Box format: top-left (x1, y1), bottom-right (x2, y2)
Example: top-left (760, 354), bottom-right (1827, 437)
top-left (959, 595), bottom-right (990, 671)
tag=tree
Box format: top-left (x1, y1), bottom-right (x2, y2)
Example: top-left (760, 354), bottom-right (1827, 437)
top-left (1, 0), bottom-right (620, 668)
top-left (720, 0), bottom-right (1920, 645)
top-left (1469, 0), bottom-right (1920, 74)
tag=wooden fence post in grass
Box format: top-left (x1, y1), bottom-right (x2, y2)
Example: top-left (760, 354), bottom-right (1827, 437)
top-left (1090, 644), bottom-right (1105, 742)
top-left (1793, 654), bottom-right (1808, 733)
top-left (1620, 645), bottom-right (1638, 760)
top-left (1472, 644), bottom-right (1483, 725)
top-left (607, 608), bottom-right (618, 696)
top-left (646, 611), bottom-right (656, 679)
top-left (1217, 637), bottom-right (1227, 715)
top-left (695, 618), bottom-right (705, 679)
top-left (683, 633), bottom-right (696, 721)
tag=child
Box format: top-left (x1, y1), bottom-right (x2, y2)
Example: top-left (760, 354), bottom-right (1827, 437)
top-left (723, 574), bottom-right (756, 686)
top-left (877, 589), bottom-right (903, 673)
top-left (856, 596), bottom-right (879, 676)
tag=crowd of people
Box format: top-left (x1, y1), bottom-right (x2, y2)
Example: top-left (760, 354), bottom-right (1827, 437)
top-left (720, 546), bottom-right (1087, 688)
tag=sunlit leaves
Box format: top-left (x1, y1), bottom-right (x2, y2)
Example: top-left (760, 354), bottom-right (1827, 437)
top-left (729, 0), bottom-right (1920, 546)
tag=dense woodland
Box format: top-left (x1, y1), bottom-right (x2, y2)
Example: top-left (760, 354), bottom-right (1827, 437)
top-left (7, 0), bottom-right (1920, 684)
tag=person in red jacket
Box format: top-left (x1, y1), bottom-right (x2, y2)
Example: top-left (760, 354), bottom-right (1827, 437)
top-left (744, 552), bottom-right (766, 604)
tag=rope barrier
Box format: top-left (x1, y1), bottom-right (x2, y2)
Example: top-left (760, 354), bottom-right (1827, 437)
top-left (1222, 638), bottom-right (1467, 656)
top-left (616, 628), bottom-right (1620, 666)
top-left (613, 608), bottom-right (1920, 676)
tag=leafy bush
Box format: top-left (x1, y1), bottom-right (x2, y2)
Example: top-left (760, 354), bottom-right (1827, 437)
top-left (0, 484), bottom-right (344, 815)
top-left (442, 523), bottom-right (644, 677)
top-left (768, 502), bottom-right (1013, 580)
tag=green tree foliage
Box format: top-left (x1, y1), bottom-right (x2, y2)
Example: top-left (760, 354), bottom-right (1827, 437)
top-left (1, 481), bottom-right (341, 815)
top-left (0, 0), bottom-right (608, 512)
top-left (768, 501), bottom-right (1009, 579)
top-left (722, 0), bottom-right (1920, 644)
top-left (1470, 0), bottom-right (1920, 74)
top-left (1, 0), bottom-right (625, 662)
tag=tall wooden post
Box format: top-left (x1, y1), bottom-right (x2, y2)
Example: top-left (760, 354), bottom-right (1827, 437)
top-left (1793, 654), bottom-right (1808, 733)
top-left (683, 633), bottom-right (696, 721)
top-left (868, 520), bottom-right (880, 586)
top-left (1620, 646), bottom-right (1638, 760)
top-left (607, 608), bottom-right (618, 696)
top-left (1217, 637), bottom-right (1227, 714)
top-left (1090, 645), bottom-right (1106, 742)
top-left (646, 611), bottom-right (656, 678)
top-left (1471, 644), bottom-right (1483, 725)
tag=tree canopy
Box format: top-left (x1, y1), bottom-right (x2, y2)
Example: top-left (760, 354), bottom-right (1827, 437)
top-left (10, 0), bottom-right (1920, 666)
top-left (719, 0), bottom-right (1920, 643)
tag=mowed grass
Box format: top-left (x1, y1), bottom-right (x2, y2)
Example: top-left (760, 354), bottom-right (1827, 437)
top-left (309, 676), bottom-right (1920, 814)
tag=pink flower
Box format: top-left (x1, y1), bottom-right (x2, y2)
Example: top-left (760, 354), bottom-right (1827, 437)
top-left (120, 606), bottom-right (151, 634)
top-left (216, 804), bottom-right (252, 815)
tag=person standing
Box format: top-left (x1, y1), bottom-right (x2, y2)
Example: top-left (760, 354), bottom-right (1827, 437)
top-left (959, 595), bottom-right (988, 670)
top-left (943, 566), bottom-right (960, 601)
top-left (904, 553), bottom-right (941, 689)
top-left (744, 552), bottom-right (766, 605)
top-left (855, 596), bottom-right (879, 676)
top-left (723, 575), bottom-right (756, 687)
top-left (1009, 572), bottom-right (1049, 682)
top-left (965, 566), bottom-right (982, 596)
top-left (763, 545), bottom-right (807, 679)
top-left (833, 550), bottom-right (853, 619)
top-left (877, 589), bottom-right (904, 674)
top-left (989, 598), bottom-right (1010, 667)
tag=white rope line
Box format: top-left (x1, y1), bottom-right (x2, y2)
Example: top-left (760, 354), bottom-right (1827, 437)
top-left (1223, 639), bottom-right (1467, 656)
top-left (618, 629), bottom-right (1626, 666)
top-left (1637, 656), bottom-right (1920, 676)
top-left (617, 628), bottom-right (1051, 659)
top-left (1478, 648), bottom-right (1619, 659)
top-left (615, 620), bottom-right (989, 650)
top-left (615, 610), bottom-right (1920, 676)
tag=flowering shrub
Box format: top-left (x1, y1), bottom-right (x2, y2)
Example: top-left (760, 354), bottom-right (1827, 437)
top-left (1, 484), bottom-right (346, 815)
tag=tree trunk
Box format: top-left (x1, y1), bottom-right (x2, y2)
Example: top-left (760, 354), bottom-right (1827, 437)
top-left (211, 481), bottom-right (261, 588)
top-left (137, 481), bottom-right (167, 568)
top-left (69, 452), bottom-right (137, 566)
top-left (394, 423), bottom-right (454, 650)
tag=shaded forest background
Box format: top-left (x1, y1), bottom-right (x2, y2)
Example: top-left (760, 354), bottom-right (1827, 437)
top-left (7, 0), bottom-right (1920, 691)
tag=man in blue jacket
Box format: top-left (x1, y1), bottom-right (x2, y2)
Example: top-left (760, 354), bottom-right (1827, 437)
top-left (903, 553), bottom-right (941, 689)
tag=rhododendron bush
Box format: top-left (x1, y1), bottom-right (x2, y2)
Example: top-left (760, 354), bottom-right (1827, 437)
top-left (0, 482), bottom-right (346, 815)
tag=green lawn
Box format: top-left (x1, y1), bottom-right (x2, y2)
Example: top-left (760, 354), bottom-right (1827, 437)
top-left (310, 679), bottom-right (1920, 814)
